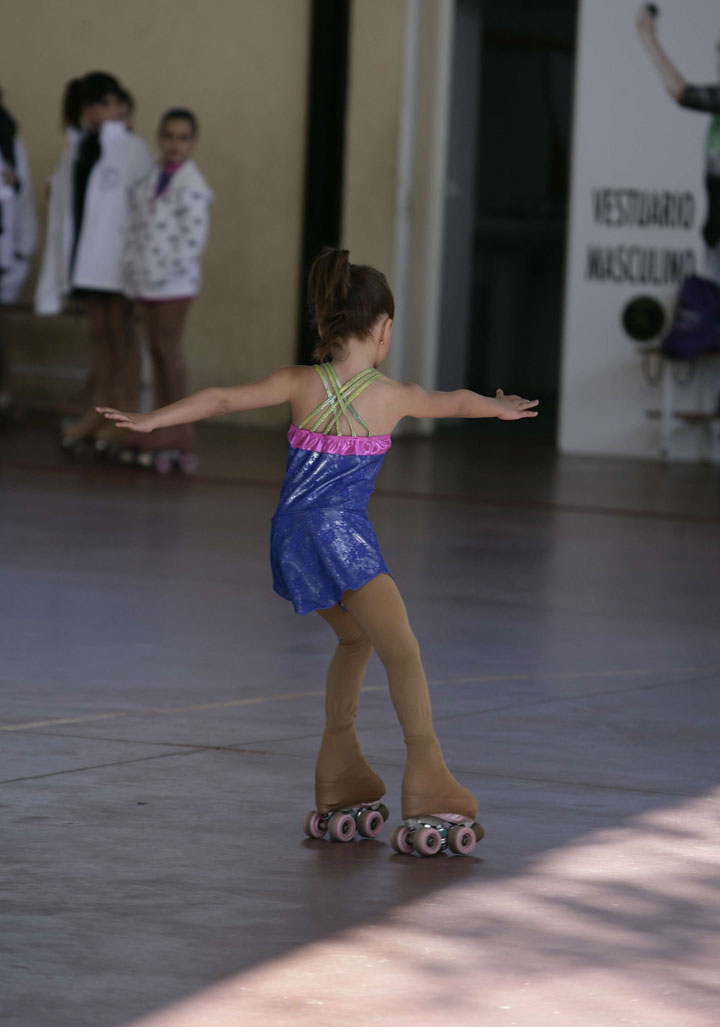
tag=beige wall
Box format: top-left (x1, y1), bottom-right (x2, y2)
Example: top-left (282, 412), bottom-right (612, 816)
top-left (342, 0), bottom-right (405, 279)
top-left (3, 0), bottom-right (310, 427)
top-left (342, 0), bottom-right (453, 399)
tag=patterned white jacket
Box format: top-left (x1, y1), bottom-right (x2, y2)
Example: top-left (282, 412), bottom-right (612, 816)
top-left (123, 159), bottom-right (213, 300)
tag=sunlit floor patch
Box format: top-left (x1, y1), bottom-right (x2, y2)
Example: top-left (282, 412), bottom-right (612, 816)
top-left (124, 788), bottom-right (720, 1027)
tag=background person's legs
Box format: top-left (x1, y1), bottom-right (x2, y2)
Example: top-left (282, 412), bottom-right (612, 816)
top-left (144, 299), bottom-right (191, 407)
top-left (342, 574), bottom-right (478, 820)
top-left (315, 603), bottom-right (385, 812)
top-left (142, 299), bottom-right (194, 451)
top-left (93, 296), bottom-right (142, 446)
top-left (62, 293), bottom-right (113, 442)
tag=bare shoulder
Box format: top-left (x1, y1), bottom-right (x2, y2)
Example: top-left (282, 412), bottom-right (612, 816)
top-left (364, 377), bottom-right (429, 432)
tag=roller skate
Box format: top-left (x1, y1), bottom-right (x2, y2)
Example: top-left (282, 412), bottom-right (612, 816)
top-left (60, 408), bottom-right (105, 461)
top-left (304, 742), bottom-right (389, 842)
top-left (93, 423), bottom-right (130, 462)
top-left (0, 394), bottom-right (21, 428)
top-left (303, 801), bottom-right (390, 842)
top-left (130, 426), bottom-right (197, 475)
top-left (393, 739), bottom-right (482, 856)
top-left (391, 813), bottom-right (484, 857)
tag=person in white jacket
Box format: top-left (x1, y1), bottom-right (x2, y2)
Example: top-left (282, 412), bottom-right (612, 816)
top-left (123, 108), bottom-right (212, 457)
top-left (0, 92), bottom-right (37, 305)
top-left (0, 90), bottom-right (37, 420)
top-left (42, 72), bottom-right (153, 448)
top-left (34, 78), bottom-right (84, 317)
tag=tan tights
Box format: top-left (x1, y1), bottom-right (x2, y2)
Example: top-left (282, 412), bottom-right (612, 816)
top-left (63, 292), bottom-right (138, 441)
top-left (317, 573), bottom-right (477, 820)
top-left (142, 299), bottom-right (191, 408)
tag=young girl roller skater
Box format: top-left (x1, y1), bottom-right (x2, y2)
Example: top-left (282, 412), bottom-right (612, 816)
top-left (98, 249), bottom-right (538, 856)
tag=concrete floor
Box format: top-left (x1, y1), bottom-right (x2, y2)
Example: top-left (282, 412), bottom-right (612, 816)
top-left (1, 418), bottom-right (719, 1027)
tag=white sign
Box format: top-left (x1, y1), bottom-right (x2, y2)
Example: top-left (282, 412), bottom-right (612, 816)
top-left (559, 0), bottom-right (720, 459)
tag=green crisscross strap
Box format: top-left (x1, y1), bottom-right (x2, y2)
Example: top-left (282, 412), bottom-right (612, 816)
top-left (298, 363), bottom-right (383, 437)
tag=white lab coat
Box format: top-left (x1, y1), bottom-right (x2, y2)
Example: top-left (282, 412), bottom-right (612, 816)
top-left (123, 159), bottom-right (213, 300)
top-left (0, 135), bottom-right (37, 304)
top-left (34, 127), bottom-right (80, 314)
top-left (34, 121), bottom-right (152, 313)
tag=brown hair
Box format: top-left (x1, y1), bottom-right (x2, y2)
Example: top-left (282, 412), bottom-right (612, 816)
top-left (307, 248), bottom-right (394, 362)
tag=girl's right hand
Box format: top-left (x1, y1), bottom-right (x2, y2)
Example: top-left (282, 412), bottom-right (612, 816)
top-left (96, 407), bottom-right (155, 432)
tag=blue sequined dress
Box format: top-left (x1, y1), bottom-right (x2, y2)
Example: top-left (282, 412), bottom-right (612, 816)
top-left (270, 364), bottom-right (392, 615)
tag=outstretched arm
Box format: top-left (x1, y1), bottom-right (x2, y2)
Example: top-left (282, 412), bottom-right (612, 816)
top-left (636, 7), bottom-right (687, 102)
top-left (98, 366), bottom-right (298, 433)
top-left (400, 383), bottom-right (538, 421)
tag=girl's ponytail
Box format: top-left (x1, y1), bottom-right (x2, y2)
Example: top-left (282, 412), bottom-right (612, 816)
top-left (307, 247), bottom-right (394, 362)
top-left (307, 249), bottom-right (352, 361)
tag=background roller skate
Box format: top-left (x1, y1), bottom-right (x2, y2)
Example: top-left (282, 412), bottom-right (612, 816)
top-left (0, 394), bottom-right (22, 428)
top-left (59, 408), bottom-right (106, 461)
top-left (121, 425), bottom-right (197, 475)
top-left (302, 801), bottom-right (390, 843)
top-left (390, 814), bottom-right (484, 857)
top-left (93, 422), bottom-right (133, 463)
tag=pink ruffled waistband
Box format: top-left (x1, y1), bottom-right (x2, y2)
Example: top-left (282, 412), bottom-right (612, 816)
top-left (288, 424), bottom-right (392, 456)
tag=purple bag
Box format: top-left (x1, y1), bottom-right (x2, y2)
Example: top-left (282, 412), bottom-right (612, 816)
top-left (661, 274), bottom-right (720, 359)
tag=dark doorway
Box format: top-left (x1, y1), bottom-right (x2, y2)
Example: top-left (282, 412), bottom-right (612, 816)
top-left (296, 0), bottom-right (351, 365)
top-left (439, 0), bottom-right (578, 435)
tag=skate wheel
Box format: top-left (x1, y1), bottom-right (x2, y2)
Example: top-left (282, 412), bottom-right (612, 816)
top-left (137, 451), bottom-right (154, 469)
top-left (447, 824), bottom-right (477, 855)
top-left (328, 811), bottom-right (356, 842)
top-left (413, 826), bottom-right (442, 856)
top-left (377, 803), bottom-right (390, 823)
top-left (390, 825), bottom-right (413, 855)
top-left (178, 451), bottom-right (198, 475)
top-left (302, 810), bottom-right (327, 839)
top-left (356, 808), bottom-right (384, 838)
top-left (471, 821), bottom-right (485, 843)
top-left (154, 451), bottom-right (175, 475)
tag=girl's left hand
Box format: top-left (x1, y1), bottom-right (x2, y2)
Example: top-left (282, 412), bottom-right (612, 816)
top-left (96, 407), bottom-right (155, 432)
top-left (495, 389), bottom-right (539, 420)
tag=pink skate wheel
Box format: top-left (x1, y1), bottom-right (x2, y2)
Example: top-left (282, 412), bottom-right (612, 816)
top-left (328, 811), bottom-right (356, 842)
top-left (302, 810), bottom-right (327, 839)
top-left (356, 809), bottom-right (384, 838)
top-left (471, 821), bottom-right (485, 842)
top-left (178, 451), bottom-right (198, 475)
top-left (447, 825), bottom-right (477, 855)
top-left (154, 451), bottom-right (175, 475)
top-left (390, 825), bottom-right (413, 854)
top-left (377, 803), bottom-right (390, 822)
top-left (413, 826), bottom-right (442, 856)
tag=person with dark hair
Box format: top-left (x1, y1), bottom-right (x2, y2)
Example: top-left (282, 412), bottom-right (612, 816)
top-left (116, 87), bottom-right (135, 130)
top-left (0, 87), bottom-right (37, 421)
top-left (61, 78), bottom-right (84, 132)
top-left (97, 248), bottom-right (539, 857)
top-left (35, 71), bottom-right (152, 449)
top-left (118, 107), bottom-right (212, 467)
top-left (637, 6), bottom-right (720, 277)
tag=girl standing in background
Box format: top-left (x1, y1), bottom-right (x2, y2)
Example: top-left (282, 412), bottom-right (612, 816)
top-left (120, 108), bottom-right (212, 469)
